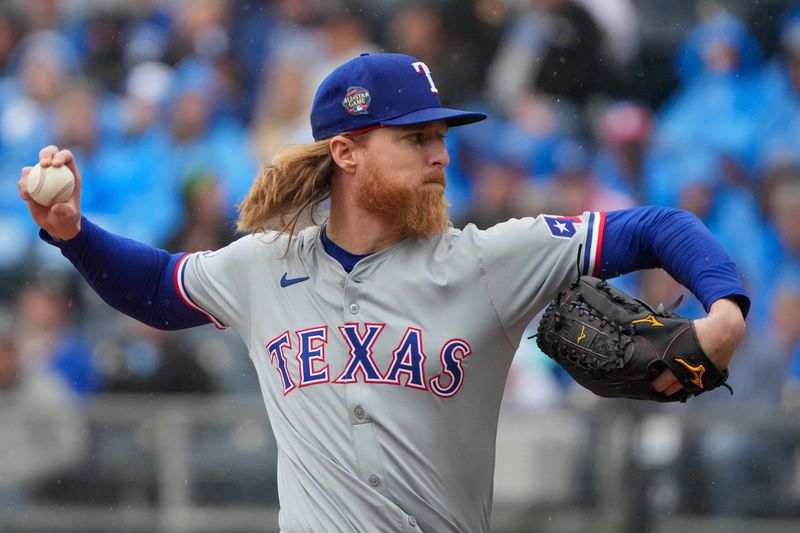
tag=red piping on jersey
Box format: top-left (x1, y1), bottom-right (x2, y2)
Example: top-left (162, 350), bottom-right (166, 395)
top-left (592, 211), bottom-right (606, 277)
top-left (173, 253), bottom-right (227, 330)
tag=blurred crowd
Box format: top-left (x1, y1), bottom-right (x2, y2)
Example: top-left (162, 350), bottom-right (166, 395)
top-left (2, 0), bottom-right (800, 514)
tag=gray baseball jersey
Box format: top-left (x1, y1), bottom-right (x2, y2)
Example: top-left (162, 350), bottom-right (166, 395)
top-left (175, 212), bottom-right (605, 532)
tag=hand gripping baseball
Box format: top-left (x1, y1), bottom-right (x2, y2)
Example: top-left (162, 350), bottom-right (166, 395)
top-left (18, 146), bottom-right (83, 240)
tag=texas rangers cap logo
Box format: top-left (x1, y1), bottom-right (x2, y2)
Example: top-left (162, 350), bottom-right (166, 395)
top-left (544, 215), bottom-right (581, 239)
top-left (342, 86), bottom-right (371, 115)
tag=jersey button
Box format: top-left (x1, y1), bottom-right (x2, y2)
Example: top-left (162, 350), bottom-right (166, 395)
top-left (354, 407), bottom-right (365, 420)
top-left (408, 516), bottom-right (417, 527)
top-left (368, 474), bottom-right (380, 487)
top-left (349, 303), bottom-right (360, 314)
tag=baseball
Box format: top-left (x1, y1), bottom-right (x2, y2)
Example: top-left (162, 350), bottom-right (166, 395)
top-left (26, 163), bottom-right (75, 206)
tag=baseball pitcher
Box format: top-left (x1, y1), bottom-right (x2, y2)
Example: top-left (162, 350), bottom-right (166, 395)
top-left (18, 53), bottom-right (748, 532)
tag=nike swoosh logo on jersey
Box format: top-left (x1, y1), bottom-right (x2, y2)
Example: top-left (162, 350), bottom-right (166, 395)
top-left (280, 273), bottom-right (310, 287)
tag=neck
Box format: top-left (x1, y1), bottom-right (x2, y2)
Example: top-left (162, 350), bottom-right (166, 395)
top-left (326, 174), bottom-right (405, 254)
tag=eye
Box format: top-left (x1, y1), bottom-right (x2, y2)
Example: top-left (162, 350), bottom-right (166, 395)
top-left (407, 133), bottom-right (425, 144)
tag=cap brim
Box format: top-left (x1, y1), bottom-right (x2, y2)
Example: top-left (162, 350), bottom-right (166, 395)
top-left (379, 107), bottom-right (487, 128)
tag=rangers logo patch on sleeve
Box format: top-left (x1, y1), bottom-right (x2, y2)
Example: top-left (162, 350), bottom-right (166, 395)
top-left (543, 215), bottom-right (582, 239)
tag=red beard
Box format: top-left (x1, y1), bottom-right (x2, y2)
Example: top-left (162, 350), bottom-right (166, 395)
top-left (357, 156), bottom-right (450, 238)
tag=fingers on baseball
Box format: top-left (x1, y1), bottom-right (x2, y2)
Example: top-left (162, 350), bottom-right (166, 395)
top-left (52, 149), bottom-right (82, 193)
top-left (39, 145), bottom-right (59, 167)
top-left (35, 146), bottom-right (82, 196)
top-left (18, 166), bottom-right (32, 201)
top-left (40, 146), bottom-right (74, 169)
top-left (50, 149), bottom-right (73, 167)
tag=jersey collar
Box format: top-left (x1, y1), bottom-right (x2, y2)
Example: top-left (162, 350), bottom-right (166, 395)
top-left (320, 225), bottom-right (372, 273)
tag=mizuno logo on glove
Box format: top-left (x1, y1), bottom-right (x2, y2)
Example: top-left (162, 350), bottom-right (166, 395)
top-left (631, 315), bottom-right (664, 327)
top-left (576, 325), bottom-right (587, 343)
top-left (674, 357), bottom-right (706, 389)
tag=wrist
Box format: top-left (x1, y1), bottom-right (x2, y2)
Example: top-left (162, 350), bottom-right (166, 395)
top-left (41, 216), bottom-right (85, 244)
top-left (708, 298), bottom-right (746, 333)
top-left (58, 220), bottom-right (82, 241)
top-left (49, 215), bottom-right (82, 241)
top-left (693, 298), bottom-right (746, 369)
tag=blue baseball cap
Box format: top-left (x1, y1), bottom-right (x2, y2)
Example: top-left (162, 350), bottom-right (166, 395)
top-left (310, 53), bottom-right (487, 141)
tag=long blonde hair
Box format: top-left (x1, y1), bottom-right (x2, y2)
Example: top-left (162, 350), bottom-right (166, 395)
top-left (237, 139), bottom-right (334, 240)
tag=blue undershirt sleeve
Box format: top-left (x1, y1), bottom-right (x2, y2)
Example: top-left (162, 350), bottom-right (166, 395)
top-left (41, 216), bottom-right (211, 330)
top-left (598, 206), bottom-right (750, 317)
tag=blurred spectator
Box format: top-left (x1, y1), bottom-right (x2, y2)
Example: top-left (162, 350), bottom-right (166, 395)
top-left (0, 30), bottom-right (79, 158)
top-left (307, 2), bottom-right (380, 94)
top-left (542, 139), bottom-right (636, 215)
top-left (229, 0), bottom-right (326, 121)
top-left (95, 317), bottom-right (214, 395)
top-left (79, 9), bottom-right (129, 93)
top-left (749, 167), bottom-right (800, 323)
top-left (250, 57), bottom-right (315, 163)
top-left (592, 100), bottom-right (654, 202)
top-left (505, 93), bottom-right (580, 178)
top-left (645, 10), bottom-right (766, 206)
top-left (121, 4), bottom-right (173, 66)
top-left (120, 61), bottom-right (174, 140)
top-left (16, 0), bottom-right (68, 33)
top-left (163, 1), bottom-right (251, 122)
top-left (0, 310), bottom-right (87, 506)
top-left (162, 58), bottom-right (259, 220)
top-left (251, 2), bottom-right (380, 163)
top-left (227, 1), bottom-right (278, 117)
top-left (319, 1), bottom-right (378, 64)
top-left (454, 156), bottom-right (531, 230)
top-left (162, 0), bottom-right (230, 65)
top-left (445, 92), bottom-right (573, 219)
top-left (0, 6), bottom-right (24, 75)
top-left (114, 61), bottom-right (176, 225)
top-left (486, 0), bottom-right (610, 114)
top-left (164, 170), bottom-right (236, 253)
top-left (15, 271), bottom-right (100, 397)
top-left (754, 4), bottom-right (800, 172)
top-left (726, 281), bottom-right (800, 409)
top-left (574, 0), bottom-right (639, 67)
top-left (387, 0), bottom-right (489, 105)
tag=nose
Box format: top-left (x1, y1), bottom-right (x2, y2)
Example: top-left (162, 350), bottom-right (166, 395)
top-left (430, 141), bottom-right (450, 169)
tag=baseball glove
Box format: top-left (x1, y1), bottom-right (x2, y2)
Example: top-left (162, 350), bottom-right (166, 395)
top-left (535, 276), bottom-right (731, 402)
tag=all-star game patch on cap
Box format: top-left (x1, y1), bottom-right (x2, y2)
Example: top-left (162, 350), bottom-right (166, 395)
top-left (310, 53), bottom-right (487, 141)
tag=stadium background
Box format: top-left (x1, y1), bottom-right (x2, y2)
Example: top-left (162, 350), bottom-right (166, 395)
top-left (1, 0), bottom-right (800, 531)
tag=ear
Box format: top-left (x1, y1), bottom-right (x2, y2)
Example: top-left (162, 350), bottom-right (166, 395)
top-left (329, 136), bottom-right (359, 174)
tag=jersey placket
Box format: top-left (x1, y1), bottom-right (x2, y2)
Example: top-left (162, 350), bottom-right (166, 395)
top-left (341, 267), bottom-right (391, 498)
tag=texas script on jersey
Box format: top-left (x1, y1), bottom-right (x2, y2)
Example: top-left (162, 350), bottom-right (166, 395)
top-left (265, 323), bottom-right (472, 398)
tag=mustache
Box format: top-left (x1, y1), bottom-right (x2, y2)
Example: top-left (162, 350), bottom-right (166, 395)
top-left (423, 170), bottom-right (447, 186)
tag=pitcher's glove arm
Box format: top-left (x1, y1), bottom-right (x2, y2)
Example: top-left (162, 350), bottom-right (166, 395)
top-left (535, 276), bottom-right (731, 402)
